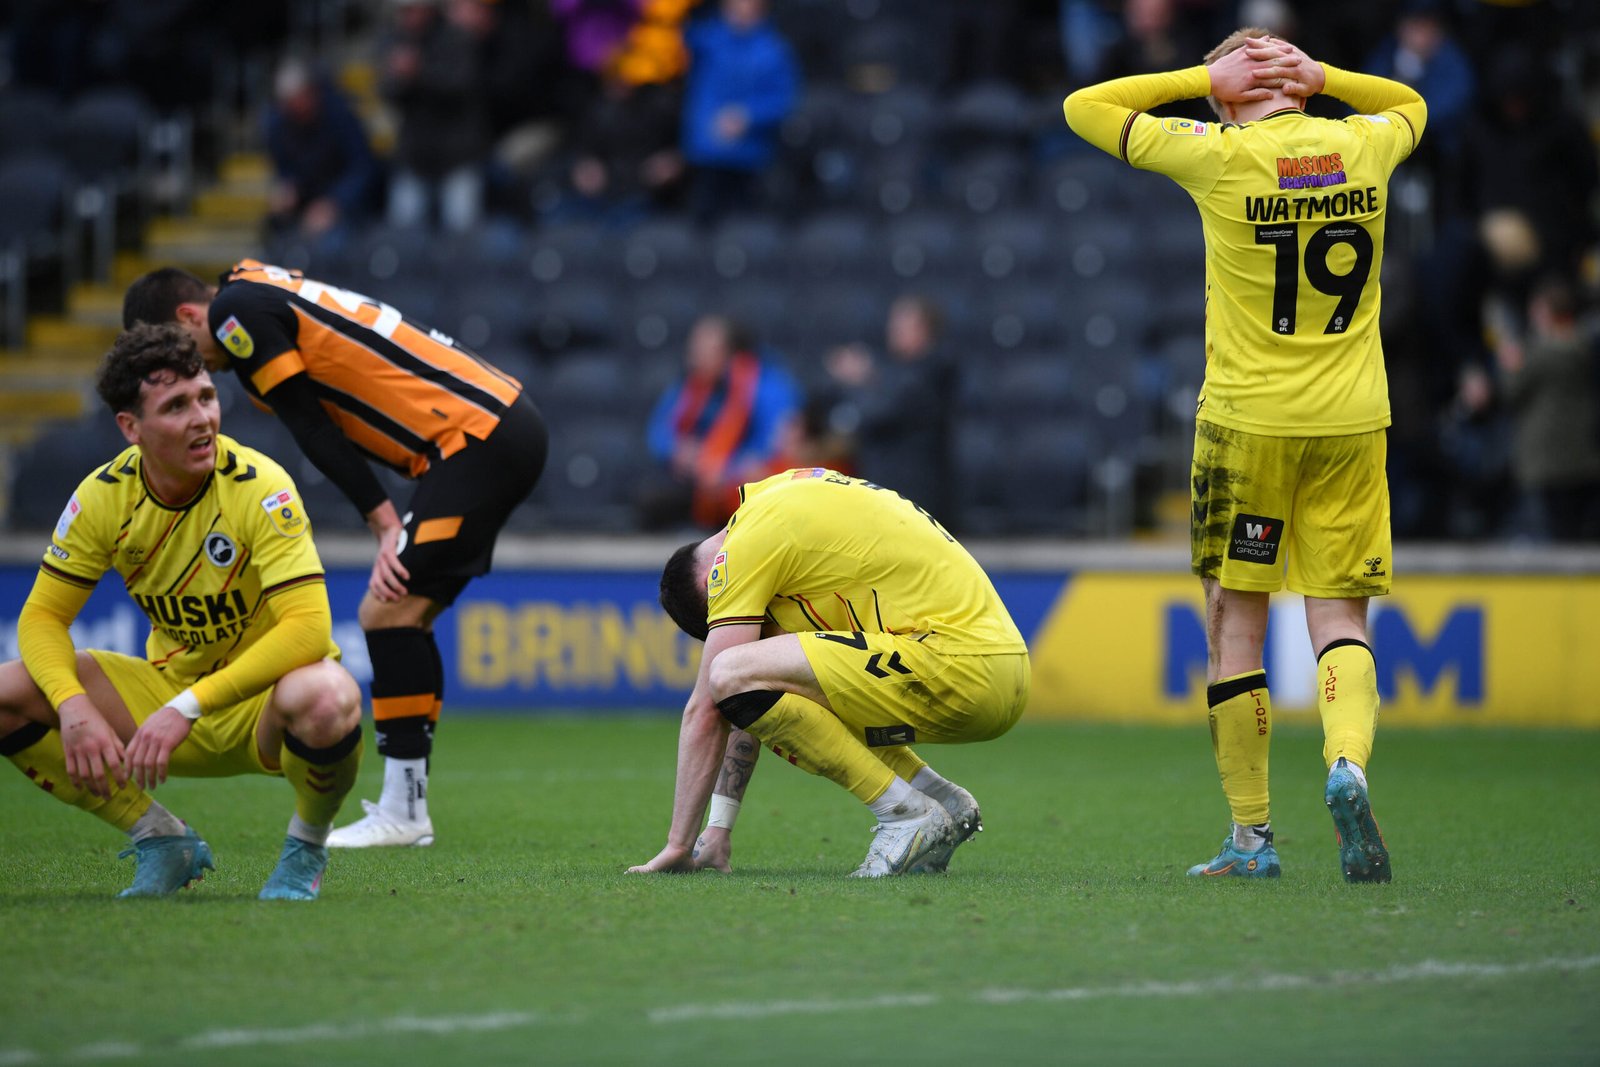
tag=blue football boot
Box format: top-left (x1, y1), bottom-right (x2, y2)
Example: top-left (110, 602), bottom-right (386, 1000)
top-left (259, 836), bottom-right (329, 901)
top-left (1325, 758), bottom-right (1391, 883)
top-left (1187, 826), bottom-right (1281, 878)
top-left (117, 826), bottom-right (215, 898)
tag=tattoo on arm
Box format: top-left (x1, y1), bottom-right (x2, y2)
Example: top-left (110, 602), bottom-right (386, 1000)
top-left (713, 730), bottom-right (760, 802)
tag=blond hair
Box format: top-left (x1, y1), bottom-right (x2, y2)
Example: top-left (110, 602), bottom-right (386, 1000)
top-left (1202, 26), bottom-right (1276, 119)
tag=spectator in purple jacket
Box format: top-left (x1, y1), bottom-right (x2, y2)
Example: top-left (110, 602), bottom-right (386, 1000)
top-left (681, 0), bottom-right (799, 226)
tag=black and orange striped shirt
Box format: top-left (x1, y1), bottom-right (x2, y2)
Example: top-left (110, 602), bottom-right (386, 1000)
top-left (209, 260), bottom-right (523, 478)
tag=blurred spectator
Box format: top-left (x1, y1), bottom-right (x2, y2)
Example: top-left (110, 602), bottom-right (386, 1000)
top-left (379, 0), bottom-right (493, 233)
top-left (1093, 0), bottom-right (1211, 82)
top-left (639, 314), bottom-right (802, 530)
top-left (681, 0), bottom-right (799, 226)
top-left (564, 62), bottom-right (685, 225)
top-left (823, 295), bottom-right (958, 522)
top-left (1492, 275), bottom-right (1600, 541)
top-left (1365, 0), bottom-right (1476, 162)
top-left (263, 59), bottom-right (378, 249)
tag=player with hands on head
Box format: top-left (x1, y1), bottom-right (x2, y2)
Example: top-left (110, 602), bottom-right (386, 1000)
top-left (629, 468), bottom-right (1028, 878)
top-left (1065, 30), bottom-right (1426, 882)
top-left (0, 323), bottom-right (364, 899)
top-left (122, 261), bottom-right (548, 849)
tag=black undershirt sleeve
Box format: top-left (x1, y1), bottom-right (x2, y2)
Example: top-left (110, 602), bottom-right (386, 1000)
top-left (264, 373), bottom-right (390, 519)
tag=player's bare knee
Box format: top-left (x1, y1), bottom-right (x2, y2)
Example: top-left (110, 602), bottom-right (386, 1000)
top-left (706, 647), bottom-right (758, 704)
top-left (278, 662), bottom-right (360, 744)
top-left (0, 660), bottom-right (53, 725)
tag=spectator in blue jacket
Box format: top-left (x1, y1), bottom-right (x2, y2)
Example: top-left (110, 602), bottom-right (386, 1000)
top-left (264, 59), bottom-right (378, 248)
top-left (640, 314), bottom-right (801, 530)
top-left (681, 0), bottom-right (799, 226)
top-left (1364, 0), bottom-right (1474, 163)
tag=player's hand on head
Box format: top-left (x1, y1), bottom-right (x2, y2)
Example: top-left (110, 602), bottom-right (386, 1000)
top-left (691, 828), bottom-right (733, 873)
top-left (1208, 42), bottom-right (1281, 104)
top-left (627, 842), bottom-right (697, 874)
top-left (1249, 38), bottom-right (1324, 98)
top-left (57, 697), bottom-right (127, 798)
top-left (125, 706), bottom-right (194, 791)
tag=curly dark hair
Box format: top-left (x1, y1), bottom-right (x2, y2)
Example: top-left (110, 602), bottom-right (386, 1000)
top-left (122, 266), bottom-right (211, 329)
top-left (96, 323), bottom-right (206, 415)
top-left (659, 539), bottom-right (710, 641)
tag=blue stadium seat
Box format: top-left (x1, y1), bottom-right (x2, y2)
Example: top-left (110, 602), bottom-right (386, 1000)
top-left (944, 81), bottom-right (1033, 154)
top-left (542, 350), bottom-right (655, 419)
top-left (619, 216), bottom-right (705, 283)
top-left (446, 279), bottom-right (536, 354)
top-left (1000, 423), bottom-right (1093, 534)
top-left (973, 210), bottom-right (1055, 281)
top-left (710, 215), bottom-right (788, 281)
top-left (970, 283), bottom-right (1064, 351)
top-left (885, 210), bottom-right (968, 281)
top-left (0, 89), bottom-right (63, 161)
top-left (714, 279), bottom-right (790, 342)
top-left (531, 280), bottom-right (622, 353)
top-left (940, 148), bottom-right (1029, 215)
top-left (522, 415), bottom-right (641, 532)
top-left (521, 221), bottom-right (616, 284)
top-left (794, 211), bottom-right (880, 280)
top-left (627, 280), bottom-right (707, 352)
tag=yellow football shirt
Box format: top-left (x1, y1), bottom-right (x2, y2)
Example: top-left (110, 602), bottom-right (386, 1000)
top-left (706, 469), bottom-right (1026, 655)
top-left (1065, 65), bottom-right (1426, 436)
top-left (41, 434), bottom-right (334, 688)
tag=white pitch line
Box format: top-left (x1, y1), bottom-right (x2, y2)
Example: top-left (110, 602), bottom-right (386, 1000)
top-left (5, 954), bottom-right (1597, 1063)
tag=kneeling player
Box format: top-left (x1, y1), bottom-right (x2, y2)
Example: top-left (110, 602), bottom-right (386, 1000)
top-left (629, 469), bottom-right (1030, 878)
top-left (0, 324), bottom-right (363, 899)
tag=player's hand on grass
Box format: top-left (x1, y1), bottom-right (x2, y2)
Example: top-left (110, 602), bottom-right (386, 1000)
top-left (691, 827), bottom-right (732, 873)
top-left (125, 706), bottom-right (194, 790)
top-left (627, 842), bottom-right (697, 873)
top-left (57, 696), bottom-right (127, 798)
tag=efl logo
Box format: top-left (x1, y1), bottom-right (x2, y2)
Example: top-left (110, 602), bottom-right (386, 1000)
top-left (707, 550), bottom-right (728, 597)
top-left (1228, 513), bottom-right (1284, 565)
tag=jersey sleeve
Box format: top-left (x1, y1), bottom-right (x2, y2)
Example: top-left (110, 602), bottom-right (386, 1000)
top-left (1064, 67), bottom-right (1228, 197)
top-left (1321, 65), bottom-right (1427, 174)
top-left (239, 452), bottom-right (327, 595)
top-left (208, 283), bottom-right (306, 399)
top-left (706, 499), bottom-right (791, 630)
top-left (40, 468), bottom-right (117, 589)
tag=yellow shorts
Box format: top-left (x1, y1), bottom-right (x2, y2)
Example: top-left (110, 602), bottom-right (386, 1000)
top-left (797, 631), bottom-right (1029, 748)
top-left (88, 650), bottom-right (278, 778)
top-left (1190, 422), bottom-right (1392, 597)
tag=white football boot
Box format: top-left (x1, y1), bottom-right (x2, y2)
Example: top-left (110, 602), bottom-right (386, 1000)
top-left (909, 781), bottom-right (982, 873)
top-left (326, 799), bottom-right (435, 848)
top-left (851, 796), bottom-right (956, 878)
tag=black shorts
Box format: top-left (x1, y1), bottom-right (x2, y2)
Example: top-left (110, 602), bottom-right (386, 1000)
top-left (397, 392), bottom-right (547, 606)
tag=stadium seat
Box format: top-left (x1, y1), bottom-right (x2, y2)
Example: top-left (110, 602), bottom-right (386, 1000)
top-left (542, 350), bottom-right (652, 419)
top-left (943, 81), bottom-right (1033, 155)
top-left (0, 153), bottom-right (76, 341)
top-left (940, 148), bottom-right (1029, 215)
top-left (0, 89), bottom-right (63, 161)
top-left (973, 210), bottom-right (1055, 281)
top-left (526, 415), bottom-right (641, 531)
top-left (1037, 153), bottom-right (1134, 219)
top-left (1000, 423), bottom-right (1093, 534)
top-left (841, 84), bottom-right (939, 153)
top-left (990, 352), bottom-right (1080, 418)
top-left (7, 413), bottom-right (130, 530)
top-left (59, 87), bottom-right (153, 277)
top-left (619, 216), bottom-right (705, 283)
top-left (521, 220), bottom-right (615, 284)
top-left (970, 283), bottom-right (1063, 351)
top-left (884, 209), bottom-right (968, 281)
top-left (838, 19), bottom-right (931, 90)
top-left (715, 278), bottom-right (791, 342)
top-left (794, 211), bottom-right (880, 280)
top-left (790, 280), bottom-right (887, 352)
top-left (709, 215), bottom-right (788, 280)
top-left (446, 279), bottom-right (536, 354)
top-left (530, 280), bottom-right (621, 354)
top-left (1061, 280), bottom-right (1152, 353)
top-left (627, 280), bottom-right (707, 352)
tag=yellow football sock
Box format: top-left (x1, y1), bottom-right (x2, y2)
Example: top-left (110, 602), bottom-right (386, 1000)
top-left (1318, 640), bottom-right (1378, 770)
top-left (1206, 671), bottom-right (1272, 827)
top-left (873, 745), bottom-right (927, 783)
top-left (740, 693), bottom-right (896, 804)
top-left (1, 722), bottom-right (151, 832)
top-left (280, 726), bottom-right (363, 829)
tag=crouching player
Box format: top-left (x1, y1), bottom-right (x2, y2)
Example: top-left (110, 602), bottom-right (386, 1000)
top-left (0, 323), bottom-right (362, 899)
top-left (630, 469), bottom-right (1030, 878)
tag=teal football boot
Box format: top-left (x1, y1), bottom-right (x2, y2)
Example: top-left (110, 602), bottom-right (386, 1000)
top-left (1187, 826), bottom-right (1281, 878)
top-left (1325, 758), bottom-right (1391, 883)
top-left (259, 836), bottom-right (329, 901)
top-left (117, 826), bottom-right (214, 898)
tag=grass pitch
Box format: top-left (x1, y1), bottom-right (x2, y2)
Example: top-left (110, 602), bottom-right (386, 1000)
top-left (2, 717), bottom-right (1596, 1066)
